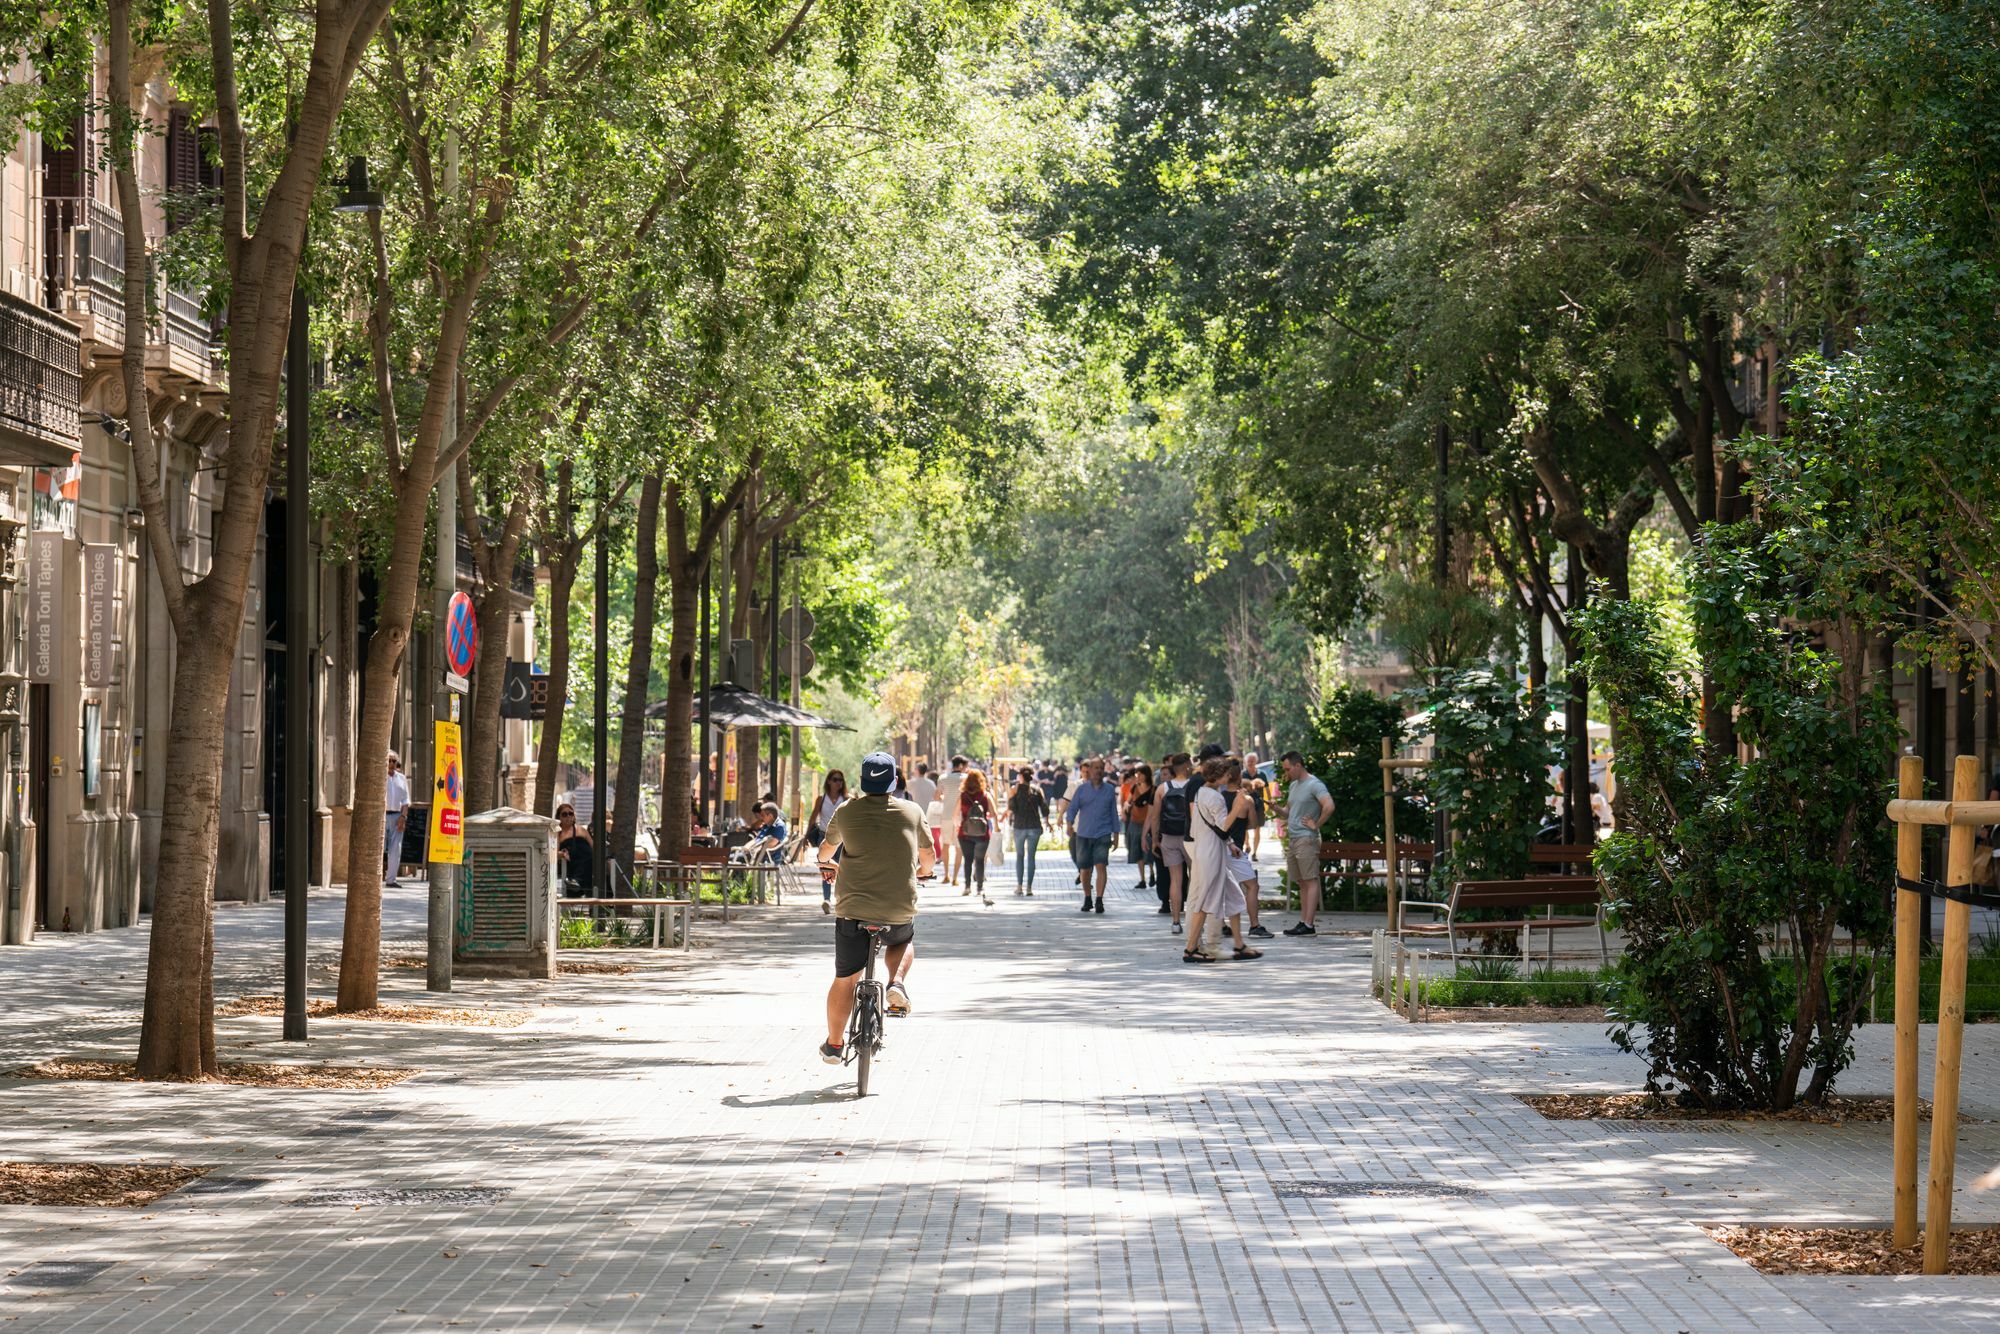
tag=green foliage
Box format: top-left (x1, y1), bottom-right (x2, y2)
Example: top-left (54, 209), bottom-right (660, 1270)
top-left (1409, 668), bottom-right (1557, 885)
top-left (1116, 689), bottom-right (1204, 762)
top-left (1378, 575), bottom-right (1513, 674)
top-left (1416, 964), bottom-right (1611, 1010)
top-left (1578, 530), bottom-right (1897, 1111)
top-left (1295, 685), bottom-right (1424, 841)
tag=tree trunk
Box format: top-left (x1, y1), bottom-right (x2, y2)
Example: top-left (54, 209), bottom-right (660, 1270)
top-left (535, 552), bottom-right (577, 816)
top-left (338, 403), bottom-right (448, 1012)
top-left (610, 472), bottom-right (663, 870)
top-left (135, 627), bottom-right (236, 1078)
top-left (660, 488), bottom-right (699, 860)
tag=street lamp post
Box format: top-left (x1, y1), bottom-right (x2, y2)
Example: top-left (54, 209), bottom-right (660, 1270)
top-left (283, 157), bottom-right (383, 1041)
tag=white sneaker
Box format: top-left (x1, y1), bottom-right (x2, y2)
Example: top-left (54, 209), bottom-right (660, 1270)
top-left (886, 983), bottom-right (911, 1016)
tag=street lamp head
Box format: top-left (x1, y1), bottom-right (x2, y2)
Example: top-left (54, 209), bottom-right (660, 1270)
top-left (334, 156), bottom-right (385, 214)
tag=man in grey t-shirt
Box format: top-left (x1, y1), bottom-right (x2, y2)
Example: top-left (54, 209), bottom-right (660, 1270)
top-left (1280, 751), bottom-right (1333, 936)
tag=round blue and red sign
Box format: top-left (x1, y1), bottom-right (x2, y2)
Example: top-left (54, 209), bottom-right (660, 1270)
top-left (445, 591), bottom-right (479, 677)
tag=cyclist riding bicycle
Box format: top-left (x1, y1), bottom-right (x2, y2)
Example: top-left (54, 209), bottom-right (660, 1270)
top-left (818, 751), bottom-right (921, 1065)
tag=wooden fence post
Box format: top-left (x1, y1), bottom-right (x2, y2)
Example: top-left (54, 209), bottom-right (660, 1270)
top-left (1923, 753), bottom-right (1981, 1273)
top-left (1892, 753), bottom-right (1923, 1248)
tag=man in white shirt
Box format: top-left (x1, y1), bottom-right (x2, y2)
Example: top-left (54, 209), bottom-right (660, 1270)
top-left (933, 755), bottom-right (969, 886)
top-left (384, 751), bottom-right (412, 887)
top-left (906, 761), bottom-right (940, 864)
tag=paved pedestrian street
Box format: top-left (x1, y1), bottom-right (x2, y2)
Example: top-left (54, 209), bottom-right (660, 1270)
top-left (5, 858), bottom-right (2000, 1333)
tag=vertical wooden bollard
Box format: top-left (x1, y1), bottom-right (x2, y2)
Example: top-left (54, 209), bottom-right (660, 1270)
top-left (1923, 754), bottom-right (1981, 1273)
top-left (1382, 738), bottom-right (1398, 934)
top-left (1892, 754), bottom-right (1923, 1248)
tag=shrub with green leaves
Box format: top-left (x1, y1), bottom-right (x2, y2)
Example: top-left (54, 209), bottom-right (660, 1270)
top-left (1408, 667), bottom-right (1559, 886)
top-left (1294, 684), bottom-right (1428, 840)
top-left (1578, 528), bottom-right (1896, 1111)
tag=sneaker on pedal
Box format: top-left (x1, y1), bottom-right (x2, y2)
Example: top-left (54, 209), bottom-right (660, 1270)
top-left (819, 1041), bottom-right (844, 1065)
top-left (1283, 921), bottom-right (1317, 936)
top-left (887, 983), bottom-right (911, 1016)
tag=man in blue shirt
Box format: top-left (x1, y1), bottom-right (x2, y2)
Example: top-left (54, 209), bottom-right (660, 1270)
top-left (1066, 758), bottom-right (1120, 914)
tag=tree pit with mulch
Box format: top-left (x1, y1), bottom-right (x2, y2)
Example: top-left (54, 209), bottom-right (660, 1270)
top-left (1706, 1224), bottom-right (2000, 1275)
top-left (10, 1059), bottom-right (418, 1090)
top-left (217, 995), bottom-right (531, 1027)
top-left (1522, 1092), bottom-right (1928, 1125)
top-left (0, 1161), bottom-right (206, 1207)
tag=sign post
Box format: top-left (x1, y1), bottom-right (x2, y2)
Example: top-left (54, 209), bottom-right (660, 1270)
top-left (429, 591), bottom-right (476, 992)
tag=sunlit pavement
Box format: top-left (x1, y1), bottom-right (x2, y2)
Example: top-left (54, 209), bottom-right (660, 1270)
top-left (4, 855), bottom-right (2000, 1331)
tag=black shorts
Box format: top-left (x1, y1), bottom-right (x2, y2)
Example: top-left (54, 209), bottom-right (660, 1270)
top-left (834, 917), bottom-right (915, 977)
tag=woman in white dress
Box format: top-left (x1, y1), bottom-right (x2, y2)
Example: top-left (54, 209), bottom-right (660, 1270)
top-left (1183, 757), bottom-right (1251, 962)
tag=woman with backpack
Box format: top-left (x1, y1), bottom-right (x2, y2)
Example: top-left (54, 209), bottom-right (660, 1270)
top-left (957, 769), bottom-right (997, 904)
top-left (1144, 753), bottom-right (1194, 932)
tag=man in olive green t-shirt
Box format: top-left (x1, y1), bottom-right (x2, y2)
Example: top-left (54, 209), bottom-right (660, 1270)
top-left (817, 751), bottom-right (922, 1064)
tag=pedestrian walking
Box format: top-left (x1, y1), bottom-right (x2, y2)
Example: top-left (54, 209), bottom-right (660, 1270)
top-left (957, 768), bottom-right (996, 904)
top-left (1280, 750), bottom-right (1332, 935)
top-left (1067, 757), bottom-right (1119, 914)
top-left (1126, 763), bottom-right (1156, 890)
top-left (384, 751), bottom-right (411, 887)
top-left (907, 761), bottom-right (940, 863)
top-left (810, 771), bottom-right (848, 914)
top-left (935, 756), bottom-right (970, 886)
top-left (1008, 768), bottom-right (1049, 895)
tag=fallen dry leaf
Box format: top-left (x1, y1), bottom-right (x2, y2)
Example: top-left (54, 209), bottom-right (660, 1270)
top-left (1521, 1092), bottom-right (1929, 1125)
top-left (1706, 1224), bottom-right (2000, 1275)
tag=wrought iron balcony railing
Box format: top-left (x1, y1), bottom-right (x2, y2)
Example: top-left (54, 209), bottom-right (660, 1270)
top-left (0, 290), bottom-right (82, 467)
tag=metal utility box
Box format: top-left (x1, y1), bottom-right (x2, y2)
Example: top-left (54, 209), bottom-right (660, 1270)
top-left (454, 806), bottom-right (559, 978)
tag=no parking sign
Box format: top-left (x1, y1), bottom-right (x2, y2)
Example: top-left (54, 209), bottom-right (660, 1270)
top-left (444, 591), bottom-right (478, 690)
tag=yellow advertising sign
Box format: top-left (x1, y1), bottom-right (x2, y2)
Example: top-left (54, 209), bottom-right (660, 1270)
top-left (724, 735), bottom-right (738, 803)
top-left (429, 720), bottom-right (465, 865)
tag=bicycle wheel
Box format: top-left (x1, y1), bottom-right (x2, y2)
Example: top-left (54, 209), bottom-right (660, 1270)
top-left (855, 1035), bottom-right (871, 1098)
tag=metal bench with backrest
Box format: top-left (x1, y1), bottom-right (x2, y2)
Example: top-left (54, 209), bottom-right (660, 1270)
top-left (1398, 875), bottom-right (1608, 966)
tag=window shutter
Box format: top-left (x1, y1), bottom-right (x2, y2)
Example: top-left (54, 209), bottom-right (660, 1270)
top-left (195, 126), bottom-right (223, 193)
top-left (165, 109), bottom-right (197, 233)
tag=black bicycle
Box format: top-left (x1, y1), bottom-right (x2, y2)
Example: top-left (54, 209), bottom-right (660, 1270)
top-left (844, 923), bottom-right (895, 1098)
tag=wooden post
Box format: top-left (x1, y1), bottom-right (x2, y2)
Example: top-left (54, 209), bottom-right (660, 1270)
top-left (1382, 738), bottom-right (1397, 934)
top-left (1893, 753), bottom-right (1923, 1248)
top-left (1923, 753), bottom-right (1980, 1273)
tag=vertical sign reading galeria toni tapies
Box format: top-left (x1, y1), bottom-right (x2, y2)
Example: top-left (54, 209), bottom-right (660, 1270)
top-left (83, 544), bottom-right (115, 689)
top-left (25, 531), bottom-right (62, 683)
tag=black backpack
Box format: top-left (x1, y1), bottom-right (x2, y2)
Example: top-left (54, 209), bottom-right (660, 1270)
top-left (1157, 782), bottom-right (1190, 837)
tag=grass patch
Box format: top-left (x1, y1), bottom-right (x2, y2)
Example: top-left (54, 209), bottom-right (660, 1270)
top-left (1416, 962), bottom-right (1611, 1009)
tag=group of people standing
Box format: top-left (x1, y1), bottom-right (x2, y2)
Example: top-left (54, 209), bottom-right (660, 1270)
top-left (795, 746), bottom-right (1337, 963)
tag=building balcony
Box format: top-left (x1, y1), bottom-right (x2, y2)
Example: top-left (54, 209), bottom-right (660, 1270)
top-left (45, 197), bottom-right (225, 393)
top-left (0, 291), bottom-right (83, 469)
top-left (43, 197), bottom-right (125, 352)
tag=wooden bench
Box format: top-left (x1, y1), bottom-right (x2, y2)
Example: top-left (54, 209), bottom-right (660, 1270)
top-left (1307, 840), bottom-right (1435, 910)
top-left (1398, 876), bottom-right (1608, 966)
top-left (1528, 843), bottom-right (1596, 873)
top-left (557, 896), bottom-right (694, 949)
